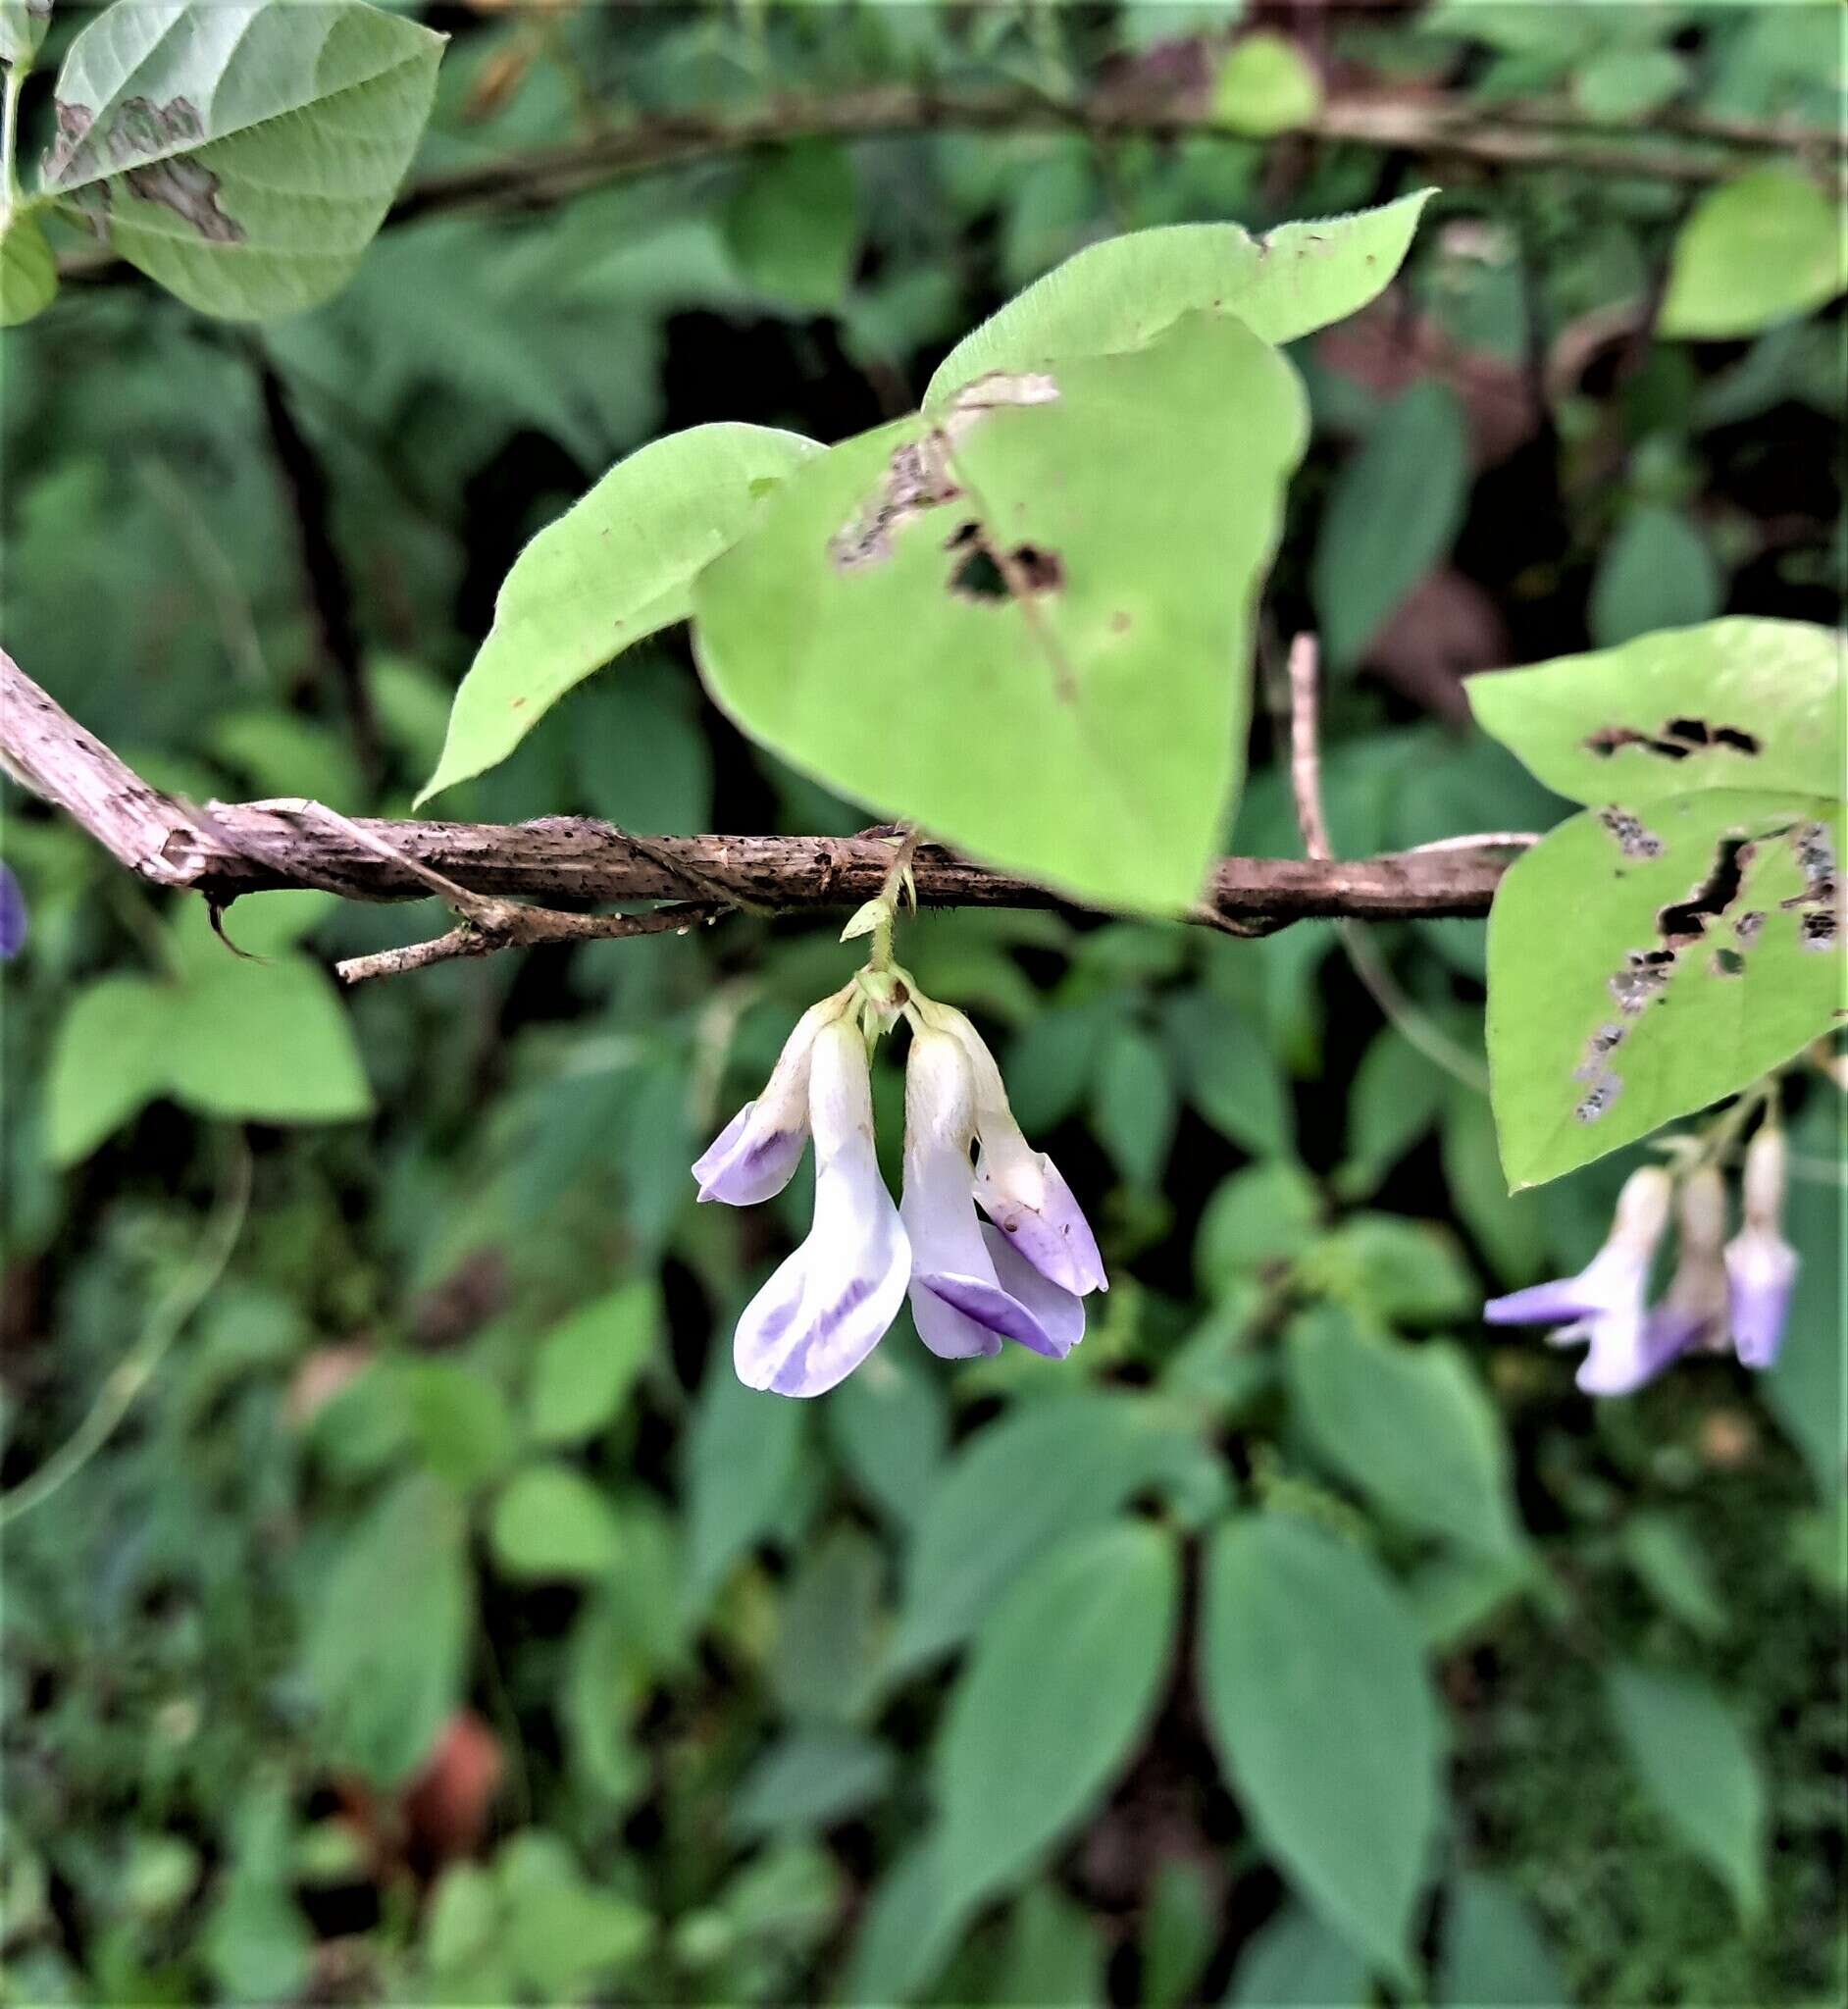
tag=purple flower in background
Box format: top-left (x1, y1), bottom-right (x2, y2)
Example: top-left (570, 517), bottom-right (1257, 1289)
top-left (920, 1001), bottom-right (1107, 1298)
top-left (1725, 1125), bottom-right (1797, 1370)
top-left (693, 985), bottom-right (853, 1205)
top-left (729, 1019), bottom-right (911, 1398)
top-left (1484, 1166), bottom-right (1674, 1394)
top-left (900, 1025), bottom-right (1086, 1363)
top-left (0, 864), bottom-right (26, 960)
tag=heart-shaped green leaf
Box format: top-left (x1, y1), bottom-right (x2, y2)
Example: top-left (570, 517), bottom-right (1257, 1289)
top-left (1487, 791), bottom-right (1841, 1187)
top-left (40, 0), bottom-right (443, 320)
top-left (693, 312), bottom-right (1307, 912)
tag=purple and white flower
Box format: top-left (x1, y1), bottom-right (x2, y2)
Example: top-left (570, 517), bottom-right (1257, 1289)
top-left (693, 985), bottom-right (854, 1206)
top-left (1725, 1124), bottom-right (1797, 1370)
top-left (1483, 1166), bottom-right (1674, 1394)
top-left (900, 1026), bottom-right (1085, 1362)
top-left (729, 1017), bottom-right (911, 1399)
top-left (918, 1000), bottom-right (1107, 1298)
top-left (693, 975), bottom-right (1106, 1397)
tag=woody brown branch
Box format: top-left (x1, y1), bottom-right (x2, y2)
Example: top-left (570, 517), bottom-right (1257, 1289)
top-left (55, 86), bottom-right (1846, 285)
top-left (1, 647), bottom-right (1519, 944)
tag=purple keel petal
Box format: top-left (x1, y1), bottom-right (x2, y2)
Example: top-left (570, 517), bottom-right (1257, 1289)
top-left (974, 1150), bottom-right (1107, 1296)
top-left (915, 1270), bottom-right (1053, 1354)
top-left (693, 1099), bottom-right (809, 1206)
top-left (981, 1222), bottom-right (1085, 1358)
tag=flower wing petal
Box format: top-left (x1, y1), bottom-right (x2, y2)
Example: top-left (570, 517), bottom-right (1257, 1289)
top-left (981, 1222), bottom-right (1085, 1358)
top-left (975, 1150), bottom-right (1107, 1296)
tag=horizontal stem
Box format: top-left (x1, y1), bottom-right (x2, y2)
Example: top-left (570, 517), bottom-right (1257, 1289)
top-left (1, 647), bottom-right (1526, 947)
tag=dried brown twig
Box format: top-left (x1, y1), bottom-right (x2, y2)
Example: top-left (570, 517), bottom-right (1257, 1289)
top-left (1, 645), bottom-right (1530, 984)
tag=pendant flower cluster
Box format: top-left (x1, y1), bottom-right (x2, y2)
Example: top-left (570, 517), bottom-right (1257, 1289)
top-left (1483, 1124), bottom-right (1798, 1396)
top-left (693, 972), bottom-right (1105, 1398)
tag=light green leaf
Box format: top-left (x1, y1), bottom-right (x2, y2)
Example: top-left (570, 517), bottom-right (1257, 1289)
top-left (997, 1882), bottom-right (1107, 2008)
top-left (167, 953), bottom-right (374, 1124)
top-left (935, 1520), bottom-right (1177, 1910)
top-left (724, 139), bottom-right (859, 312)
top-left (1486, 792), bottom-right (1840, 1186)
top-left (528, 1281), bottom-right (658, 1445)
top-left (696, 314), bottom-right (1307, 912)
top-left (684, 1365), bottom-right (804, 1610)
top-left (1605, 1662), bottom-right (1766, 1920)
top-left (1467, 617), bottom-right (1844, 805)
top-left (1286, 1308), bottom-right (1526, 1558)
top-left (0, 0), bottom-right (51, 68)
top-left (770, 1525), bottom-right (885, 1726)
top-left (497, 1833), bottom-right (652, 1997)
top-left (399, 1362), bottom-right (517, 1490)
top-left (0, 206), bottom-right (56, 327)
top-left (1621, 1512), bottom-right (1728, 1639)
top-left (1141, 1860), bottom-right (1216, 2009)
top-left (1298, 1213), bottom-right (1478, 1326)
top-left (1662, 168), bottom-right (1846, 339)
top-left (824, 1345), bottom-right (948, 1529)
top-left (1334, 1029), bottom-right (1445, 1199)
top-left (727, 1728), bottom-right (896, 1840)
top-left (489, 1462), bottom-right (623, 1580)
top-left (892, 1393), bottom-right (1212, 1669)
top-left (1589, 505), bottom-right (1720, 649)
top-left (924, 191), bottom-right (1433, 405)
top-left (1164, 993), bottom-right (1292, 1158)
top-left (1573, 47), bottom-right (1686, 121)
top-left (40, 0), bottom-right (445, 320)
top-left (1312, 381), bottom-right (1468, 671)
top-left (1226, 1902), bottom-right (1369, 2007)
top-left (840, 1835), bottom-right (976, 2008)
top-left (1435, 1873), bottom-right (1566, 2008)
top-left (1196, 1160), bottom-right (1322, 1296)
top-left (1201, 1514), bottom-right (1442, 1983)
top-left (1211, 31), bottom-right (1323, 135)
top-left (302, 1474), bottom-right (468, 1784)
top-left (45, 974), bottom-right (174, 1165)
top-left (1440, 1087), bottom-right (1549, 1285)
top-left (1092, 1023), bottom-right (1177, 1187)
top-left (421, 423), bottom-right (818, 802)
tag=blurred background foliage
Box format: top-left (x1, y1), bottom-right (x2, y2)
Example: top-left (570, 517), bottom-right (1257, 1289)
top-left (2, 2), bottom-right (1843, 2004)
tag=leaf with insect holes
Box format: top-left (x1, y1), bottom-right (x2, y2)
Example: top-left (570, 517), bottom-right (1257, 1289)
top-left (1487, 792), bottom-right (1841, 1188)
top-left (39, 0), bottom-right (444, 320)
top-left (693, 313), bottom-right (1307, 913)
top-left (924, 190), bottom-right (1432, 406)
top-left (1467, 619), bottom-right (1844, 807)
